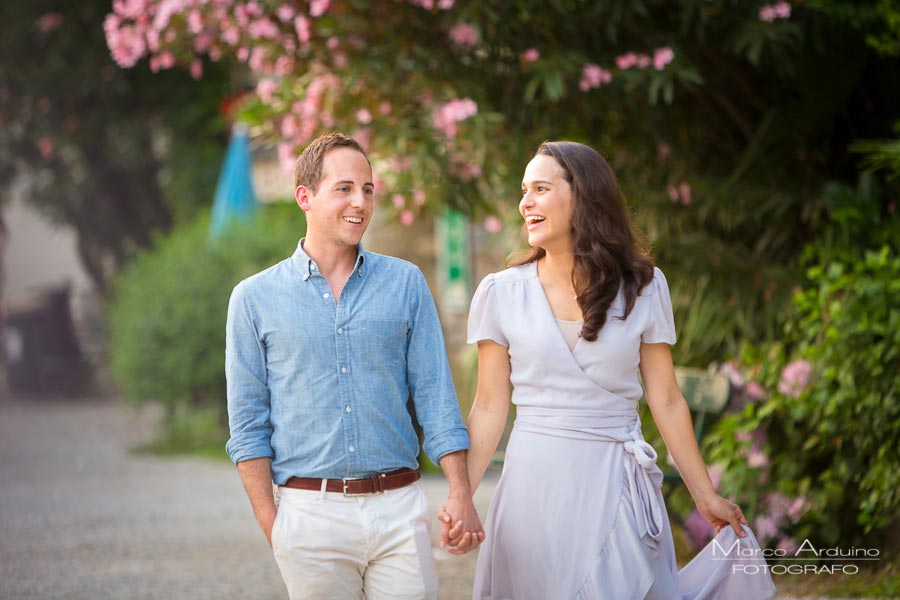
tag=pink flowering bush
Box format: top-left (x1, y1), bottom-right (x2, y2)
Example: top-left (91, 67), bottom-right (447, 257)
top-left (698, 247), bottom-right (900, 553)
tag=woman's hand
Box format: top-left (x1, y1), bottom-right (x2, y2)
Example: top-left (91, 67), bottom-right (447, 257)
top-left (697, 493), bottom-right (748, 537)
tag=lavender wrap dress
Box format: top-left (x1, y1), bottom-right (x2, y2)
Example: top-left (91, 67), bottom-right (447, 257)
top-left (468, 263), bottom-right (776, 600)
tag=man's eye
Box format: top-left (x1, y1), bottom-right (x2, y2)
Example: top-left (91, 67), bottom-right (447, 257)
top-left (338, 186), bottom-right (350, 192)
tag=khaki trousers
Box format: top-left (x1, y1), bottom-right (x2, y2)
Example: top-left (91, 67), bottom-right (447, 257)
top-left (272, 482), bottom-right (438, 600)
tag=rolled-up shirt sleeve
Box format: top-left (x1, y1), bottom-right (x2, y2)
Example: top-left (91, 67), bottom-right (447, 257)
top-left (225, 281), bottom-right (275, 464)
top-left (406, 269), bottom-right (469, 464)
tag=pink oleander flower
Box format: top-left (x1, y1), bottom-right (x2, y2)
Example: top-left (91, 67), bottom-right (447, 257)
top-left (413, 189), bottom-right (426, 206)
top-left (104, 15), bottom-right (147, 68)
top-left (787, 497), bottom-right (808, 522)
top-left (294, 15), bottom-right (311, 45)
top-left (112, 0), bottom-right (146, 20)
top-left (667, 184), bottom-right (679, 202)
top-left (775, 2), bottom-right (791, 18)
top-left (187, 10), bottom-right (203, 34)
top-left (356, 108), bottom-right (373, 124)
top-left (379, 101), bottom-right (392, 115)
top-left (38, 12), bottom-right (64, 32)
top-left (327, 36), bottom-right (340, 49)
top-left (281, 114), bottom-right (298, 138)
top-left (653, 46), bottom-right (675, 71)
top-left (579, 64), bottom-right (612, 92)
top-left (746, 447), bottom-right (769, 469)
top-left (390, 155), bottom-right (413, 172)
top-left (616, 52), bottom-right (637, 70)
top-left (432, 98), bottom-right (478, 138)
top-left (278, 142), bottom-right (295, 173)
top-left (719, 361), bottom-right (745, 387)
top-left (707, 465), bottom-right (723, 489)
top-left (754, 515), bottom-right (779, 543)
top-left (449, 23), bottom-right (478, 47)
top-left (678, 182), bottom-right (692, 205)
top-left (249, 17), bottom-right (279, 39)
top-left (310, 0), bottom-right (330, 18)
top-left (274, 56), bottom-right (294, 76)
top-left (438, 0), bottom-right (455, 8)
top-left (523, 48), bottom-right (540, 63)
top-left (684, 509), bottom-right (715, 548)
top-left (256, 78), bottom-right (279, 105)
top-left (352, 128), bottom-right (372, 152)
top-left (249, 47), bottom-right (269, 72)
top-left (392, 194), bottom-right (406, 208)
top-left (190, 58), bottom-right (203, 79)
top-left (457, 161), bottom-right (482, 180)
top-left (399, 210), bottom-right (415, 226)
top-left (778, 537), bottom-right (799, 555)
top-left (236, 46), bottom-right (250, 62)
top-left (735, 430), bottom-right (753, 443)
top-left (276, 4), bottom-right (296, 21)
top-left (484, 216), bottom-right (503, 233)
top-left (778, 359), bottom-right (812, 398)
top-left (746, 381), bottom-right (766, 401)
top-left (409, 0), bottom-right (435, 10)
top-left (636, 55), bottom-right (651, 69)
top-left (759, 6), bottom-right (776, 22)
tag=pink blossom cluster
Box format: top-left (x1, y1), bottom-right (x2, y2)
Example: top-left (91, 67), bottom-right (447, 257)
top-left (104, 0), bottom-right (325, 78)
top-left (667, 181), bottom-right (692, 205)
top-left (407, 0), bottom-right (455, 9)
top-left (759, 2), bottom-right (791, 22)
top-left (755, 493), bottom-right (807, 544)
top-left (579, 64), bottom-right (612, 92)
top-left (432, 98), bottom-right (478, 138)
top-left (522, 48), bottom-right (540, 63)
top-left (616, 47), bottom-right (675, 71)
top-left (777, 359), bottom-right (811, 398)
top-left (275, 73), bottom-right (341, 172)
top-left (448, 23), bottom-right (478, 47)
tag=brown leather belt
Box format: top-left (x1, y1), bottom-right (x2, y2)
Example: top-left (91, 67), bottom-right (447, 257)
top-left (282, 468), bottom-right (420, 496)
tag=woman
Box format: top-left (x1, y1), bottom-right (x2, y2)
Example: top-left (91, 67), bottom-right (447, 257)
top-left (447, 142), bottom-right (776, 599)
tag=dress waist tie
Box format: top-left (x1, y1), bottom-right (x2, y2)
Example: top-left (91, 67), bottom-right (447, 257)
top-left (515, 409), bottom-right (665, 551)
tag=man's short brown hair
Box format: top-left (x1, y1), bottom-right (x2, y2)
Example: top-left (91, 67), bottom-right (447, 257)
top-left (294, 132), bottom-right (370, 193)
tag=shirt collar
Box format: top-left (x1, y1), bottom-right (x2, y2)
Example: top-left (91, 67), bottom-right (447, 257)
top-left (292, 238), bottom-right (367, 281)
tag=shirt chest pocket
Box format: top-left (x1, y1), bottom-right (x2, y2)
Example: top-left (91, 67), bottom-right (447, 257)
top-left (354, 319), bottom-right (409, 374)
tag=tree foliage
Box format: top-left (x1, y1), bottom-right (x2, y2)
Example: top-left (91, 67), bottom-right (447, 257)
top-left (0, 0), bottom-right (232, 292)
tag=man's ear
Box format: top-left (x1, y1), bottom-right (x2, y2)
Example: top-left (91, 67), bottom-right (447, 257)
top-left (295, 185), bottom-right (312, 211)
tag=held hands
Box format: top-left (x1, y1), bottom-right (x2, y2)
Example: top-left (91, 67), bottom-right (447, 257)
top-left (436, 495), bottom-right (485, 555)
top-left (698, 493), bottom-right (748, 538)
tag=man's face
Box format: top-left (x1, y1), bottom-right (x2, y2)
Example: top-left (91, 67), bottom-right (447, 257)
top-left (296, 147), bottom-right (374, 250)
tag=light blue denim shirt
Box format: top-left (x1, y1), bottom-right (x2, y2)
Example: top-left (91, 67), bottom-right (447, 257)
top-left (225, 239), bottom-right (468, 484)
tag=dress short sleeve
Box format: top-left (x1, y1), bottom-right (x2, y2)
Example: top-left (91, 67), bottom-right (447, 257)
top-left (641, 267), bottom-right (677, 345)
top-left (467, 273), bottom-right (509, 347)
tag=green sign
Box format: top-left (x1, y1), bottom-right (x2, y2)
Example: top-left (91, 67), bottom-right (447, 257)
top-left (437, 207), bottom-right (471, 313)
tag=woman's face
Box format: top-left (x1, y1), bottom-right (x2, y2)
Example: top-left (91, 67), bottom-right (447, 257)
top-left (519, 154), bottom-right (575, 253)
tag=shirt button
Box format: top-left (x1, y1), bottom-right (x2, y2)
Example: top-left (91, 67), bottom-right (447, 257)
top-left (345, 406), bottom-right (352, 413)
top-left (323, 292), bottom-right (330, 299)
top-left (341, 367), bottom-right (347, 374)
top-left (348, 445), bottom-right (355, 453)
top-left (338, 328), bottom-right (343, 334)
top-left (311, 264), bottom-right (317, 271)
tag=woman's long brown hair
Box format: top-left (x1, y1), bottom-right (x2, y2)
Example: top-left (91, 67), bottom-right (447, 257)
top-left (510, 141), bottom-right (655, 342)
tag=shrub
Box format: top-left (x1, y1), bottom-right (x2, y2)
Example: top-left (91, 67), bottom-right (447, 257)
top-left (108, 204), bottom-right (304, 429)
top-left (705, 241), bottom-right (900, 552)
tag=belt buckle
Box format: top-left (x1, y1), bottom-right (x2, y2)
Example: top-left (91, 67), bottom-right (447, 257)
top-left (342, 476), bottom-right (367, 497)
top-left (342, 473), bottom-right (387, 496)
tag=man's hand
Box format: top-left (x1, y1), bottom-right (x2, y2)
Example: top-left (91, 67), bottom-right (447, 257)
top-left (260, 507), bottom-right (278, 547)
top-left (436, 496), bottom-right (484, 555)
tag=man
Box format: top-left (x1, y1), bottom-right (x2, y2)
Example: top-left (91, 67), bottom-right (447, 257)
top-left (225, 132), bottom-right (482, 600)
